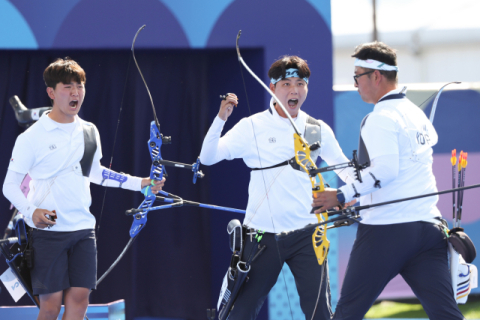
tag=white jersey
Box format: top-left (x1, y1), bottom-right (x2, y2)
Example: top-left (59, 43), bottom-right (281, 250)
top-left (200, 101), bottom-right (352, 232)
top-left (340, 89), bottom-right (442, 225)
top-left (6, 112), bottom-right (142, 231)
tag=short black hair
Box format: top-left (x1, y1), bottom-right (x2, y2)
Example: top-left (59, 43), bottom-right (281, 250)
top-left (268, 55), bottom-right (310, 84)
top-left (352, 41), bottom-right (397, 82)
top-left (43, 57), bottom-right (86, 88)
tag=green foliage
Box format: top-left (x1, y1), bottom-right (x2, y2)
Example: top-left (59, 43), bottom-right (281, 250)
top-left (365, 300), bottom-right (480, 319)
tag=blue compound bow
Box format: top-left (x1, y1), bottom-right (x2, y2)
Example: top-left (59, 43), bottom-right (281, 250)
top-left (97, 25), bottom-right (245, 285)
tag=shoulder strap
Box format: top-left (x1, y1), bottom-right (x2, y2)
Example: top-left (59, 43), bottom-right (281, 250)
top-left (357, 94), bottom-right (406, 169)
top-left (358, 113), bottom-right (371, 168)
top-left (251, 116), bottom-right (322, 173)
top-left (80, 122), bottom-right (97, 177)
top-left (304, 116), bottom-right (322, 163)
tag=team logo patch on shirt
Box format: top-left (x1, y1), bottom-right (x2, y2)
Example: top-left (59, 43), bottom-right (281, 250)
top-left (416, 125), bottom-right (431, 145)
top-left (49, 144), bottom-right (57, 150)
top-left (269, 137), bottom-right (276, 143)
top-left (10, 158), bottom-right (14, 162)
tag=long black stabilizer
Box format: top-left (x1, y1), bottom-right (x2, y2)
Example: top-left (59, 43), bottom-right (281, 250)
top-left (297, 183), bottom-right (480, 233)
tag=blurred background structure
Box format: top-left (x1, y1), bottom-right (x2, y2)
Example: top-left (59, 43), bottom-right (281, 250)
top-left (0, 1), bottom-right (478, 319)
top-left (333, 0), bottom-right (480, 85)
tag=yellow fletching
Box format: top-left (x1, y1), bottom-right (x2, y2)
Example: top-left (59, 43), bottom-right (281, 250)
top-left (451, 149), bottom-right (457, 165)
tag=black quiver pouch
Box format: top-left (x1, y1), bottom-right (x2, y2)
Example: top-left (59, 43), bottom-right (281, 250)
top-left (449, 227), bottom-right (476, 264)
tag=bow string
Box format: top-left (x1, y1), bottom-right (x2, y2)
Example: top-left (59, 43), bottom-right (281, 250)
top-left (235, 31), bottom-right (330, 265)
top-left (128, 25), bottom-right (172, 238)
top-left (98, 25), bottom-right (246, 286)
top-left (236, 30), bottom-right (330, 320)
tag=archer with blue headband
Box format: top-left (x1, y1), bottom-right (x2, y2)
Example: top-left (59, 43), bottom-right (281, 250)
top-left (200, 55), bottom-right (356, 320)
top-left (312, 41), bottom-right (466, 320)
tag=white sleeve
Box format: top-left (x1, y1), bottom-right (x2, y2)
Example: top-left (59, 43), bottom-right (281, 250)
top-left (318, 123), bottom-right (356, 184)
top-left (339, 154), bottom-right (399, 202)
top-left (339, 113), bottom-right (400, 201)
top-left (89, 166), bottom-right (143, 191)
top-left (361, 113), bottom-right (399, 158)
top-left (88, 126), bottom-right (142, 191)
top-left (199, 116), bottom-right (234, 165)
top-left (8, 134), bottom-right (35, 175)
top-left (3, 170), bottom-right (37, 219)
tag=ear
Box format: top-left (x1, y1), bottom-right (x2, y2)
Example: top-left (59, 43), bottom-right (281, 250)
top-left (46, 87), bottom-right (55, 100)
top-left (374, 70), bottom-right (382, 85)
top-left (269, 82), bottom-right (275, 93)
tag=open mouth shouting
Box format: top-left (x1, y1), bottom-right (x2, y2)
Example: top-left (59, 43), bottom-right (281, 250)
top-left (69, 100), bottom-right (78, 109)
top-left (288, 99), bottom-right (298, 108)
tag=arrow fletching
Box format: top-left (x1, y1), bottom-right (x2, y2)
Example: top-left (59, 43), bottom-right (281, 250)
top-left (451, 149), bottom-right (456, 166)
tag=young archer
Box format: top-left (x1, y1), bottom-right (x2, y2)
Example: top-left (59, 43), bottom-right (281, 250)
top-left (201, 55), bottom-right (355, 319)
top-left (3, 57), bottom-right (164, 320)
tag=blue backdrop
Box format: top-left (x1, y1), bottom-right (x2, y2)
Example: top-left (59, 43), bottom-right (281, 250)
top-left (0, 48), bottom-right (265, 320)
top-left (0, 1), bottom-right (335, 319)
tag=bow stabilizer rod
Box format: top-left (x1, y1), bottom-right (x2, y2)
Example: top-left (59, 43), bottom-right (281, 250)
top-left (300, 183), bottom-right (480, 233)
top-left (308, 150), bottom-right (366, 182)
top-left (125, 195), bottom-right (246, 215)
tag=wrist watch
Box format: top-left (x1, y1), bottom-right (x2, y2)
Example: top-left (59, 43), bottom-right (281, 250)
top-left (336, 189), bottom-right (345, 205)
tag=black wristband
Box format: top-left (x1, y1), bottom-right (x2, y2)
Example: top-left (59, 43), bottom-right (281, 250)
top-left (336, 189), bottom-right (345, 204)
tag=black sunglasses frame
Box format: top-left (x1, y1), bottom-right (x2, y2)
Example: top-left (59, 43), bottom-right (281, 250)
top-left (353, 70), bottom-right (375, 84)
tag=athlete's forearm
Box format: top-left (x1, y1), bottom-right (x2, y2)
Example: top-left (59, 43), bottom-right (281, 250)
top-left (89, 163), bottom-right (142, 191)
top-left (340, 153), bottom-right (399, 202)
top-left (3, 169), bottom-right (37, 219)
top-left (200, 116), bottom-right (232, 165)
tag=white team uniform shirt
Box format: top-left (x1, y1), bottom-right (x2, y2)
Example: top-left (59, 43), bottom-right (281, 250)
top-left (5, 112), bottom-right (142, 231)
top-left (339, 89), bottom-right (442, 225)
top-left (200, 100), bottom-right (352, 233)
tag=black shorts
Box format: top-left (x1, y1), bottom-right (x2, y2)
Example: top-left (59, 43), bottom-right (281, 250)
top-left (30, 229), bottom-right (97, 295)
